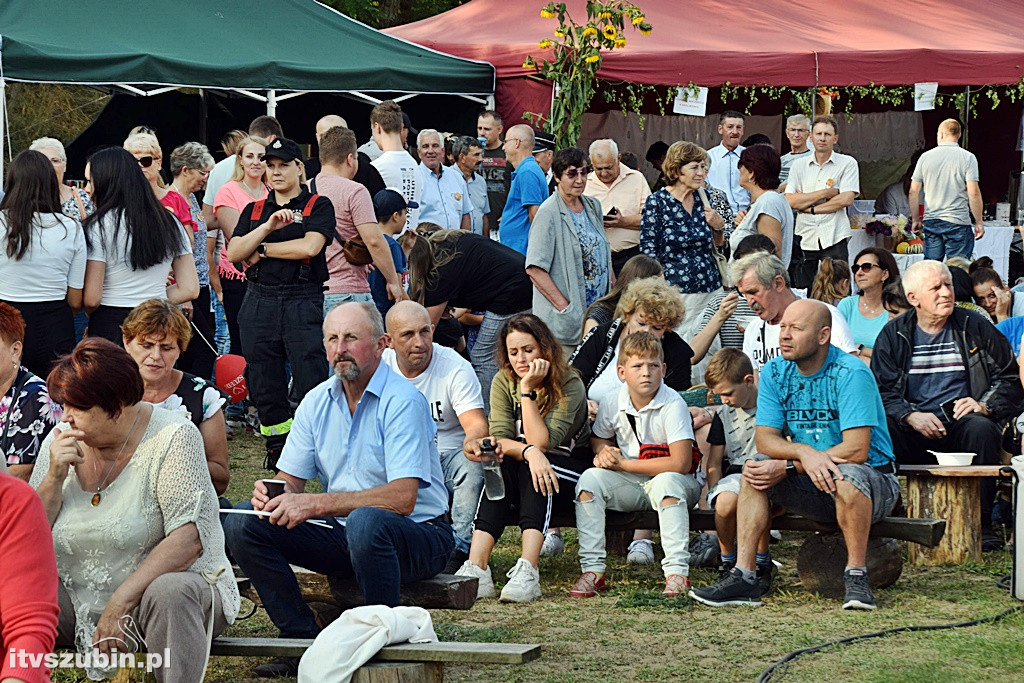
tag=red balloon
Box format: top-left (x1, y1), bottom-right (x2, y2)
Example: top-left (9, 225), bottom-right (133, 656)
top-left (215, 354), bottom-right (248, 403)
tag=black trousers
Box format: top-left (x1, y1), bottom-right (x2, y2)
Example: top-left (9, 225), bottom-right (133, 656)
top-left (3, 299), bottom-right (74, 378)
top-left (887, 413), bottom-right (1001, 520)
top-left (791, 237), bottom-right (849, 291)
top-left (221, 277), bottom-right (247, 357)
top-left (87, 305), bottom-right (135, 345)
top-left (238, 281), bottom-right (327, 447)
top-left (474, 449), bottom-right (589, 538)
top-left (176, 286), bottom-right (217, 379)
top-left (611, 246), bottom-right (641, 278)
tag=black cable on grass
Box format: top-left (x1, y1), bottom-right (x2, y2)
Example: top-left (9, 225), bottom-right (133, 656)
top-left (756, 604), bottom-right (1024, 683)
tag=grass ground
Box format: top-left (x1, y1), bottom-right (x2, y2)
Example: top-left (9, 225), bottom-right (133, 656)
top-left (55, 429), bottom-right (1024, 682)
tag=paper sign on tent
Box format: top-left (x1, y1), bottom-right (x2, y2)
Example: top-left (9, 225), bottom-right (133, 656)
top-left (673, 86), bottom-right (709, 117)
top-left (914, 82), bottom-right (938, 111)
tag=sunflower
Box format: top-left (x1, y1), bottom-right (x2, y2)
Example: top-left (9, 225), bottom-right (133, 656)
top-left (639, 22), bottom-right (652, 35)
top-left (540, 8), bottom-right (556, 19)
top-left (602, 24), bottom-right (617, 40)
top-left (554, 28), bottom-right (566, 38)
top-left (614, 37), bottom-right (627, 49)
top-left (522, 57), bottom-right (536, 69)
top-left (598, 11), bottom-right (612, 19)
top-left (632, 14), bottom-right (645, 25)
top-left (538, 39), bottom-right (553, 49)
top-left (585, 54), bottom-right (600, 63)
top-left (582, 26), bottom-right (597, 38)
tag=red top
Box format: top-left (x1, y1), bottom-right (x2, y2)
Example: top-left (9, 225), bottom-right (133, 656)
top-left (161, 190), bottom-right (197, 232)
top-left (0, 473), bottom-right (59, 683)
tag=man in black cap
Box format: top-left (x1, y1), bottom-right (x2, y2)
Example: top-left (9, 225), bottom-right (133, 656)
top-left (225, 137), bottom-right (337, 469)
top-left (533, 130), bottom-right (557, 195)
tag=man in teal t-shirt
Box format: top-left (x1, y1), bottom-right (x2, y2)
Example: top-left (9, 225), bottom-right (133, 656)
top-left (691, 300), bottom-right (898, 611)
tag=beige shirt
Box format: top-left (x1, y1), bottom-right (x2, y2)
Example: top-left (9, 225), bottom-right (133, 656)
top-left (584, 166), bottom-right (652, 252)
top-left (786, 151), bottom-right (860, 250)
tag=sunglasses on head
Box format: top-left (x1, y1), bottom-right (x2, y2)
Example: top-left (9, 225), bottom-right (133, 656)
top-left (136, 155), bottom-right (154, 168)
top-left (851, 262), bottom-right (881, 273)
top-left (563, 166), bottom-right (590, 179)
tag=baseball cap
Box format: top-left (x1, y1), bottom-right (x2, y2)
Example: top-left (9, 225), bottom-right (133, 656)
top-left (401, 112), bottom-right (418, 139)
top-left (373, 188), bottom-right (418, 220)
top-left (533, 130), bottom-right (557, 154)
top-left (263, 137), bottom-right (304, 163)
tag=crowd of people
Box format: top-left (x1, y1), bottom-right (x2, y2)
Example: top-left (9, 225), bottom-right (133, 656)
top-left (0, 100), bottom-right (1020, 681)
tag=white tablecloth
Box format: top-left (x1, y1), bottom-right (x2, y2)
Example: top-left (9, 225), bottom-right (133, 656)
top-left (847, 223), bottom-right (1014, 282)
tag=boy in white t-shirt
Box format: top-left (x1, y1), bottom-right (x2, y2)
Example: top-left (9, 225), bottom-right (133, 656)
top-left (703, 348), bottom-right (774, 594)
top-left (572, 332), bottom-right (702, 599)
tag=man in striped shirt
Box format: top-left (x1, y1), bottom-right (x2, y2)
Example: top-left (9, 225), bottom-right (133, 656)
top-left (872, 260), bottom-right (1023, 551)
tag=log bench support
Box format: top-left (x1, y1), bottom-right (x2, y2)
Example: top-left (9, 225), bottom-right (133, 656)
top-left (902, 464), bottom-right (1002, 565)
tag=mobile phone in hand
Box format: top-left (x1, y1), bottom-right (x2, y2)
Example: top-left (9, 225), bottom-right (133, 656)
top-left (603, 207), bottom-right (619, 222)
top-left (940, 398), bottom-right (957, 423)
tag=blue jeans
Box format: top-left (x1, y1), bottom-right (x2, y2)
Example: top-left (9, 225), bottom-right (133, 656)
top-left (211, 294), bottom-right (230, 356)
top-left (323, 291), bottom-right (374, 318)
top-left (224, 504), bottom-right (453, 638)
top-left (439, 447), bottom-right (484, 553)
top-left (923, 219), bottom-right (974, 261)
top-left (469, 311), bottom-right (517, 413)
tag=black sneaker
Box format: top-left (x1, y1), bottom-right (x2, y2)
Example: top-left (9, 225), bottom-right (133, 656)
top-left (982, 530), bottom-right (1006, 552)
top-left (689, 568), bottom-right (762, 607)
top-left (443, 548), bottom-right (470, 575)
top-left (716, 560), bottom-right (736, 582)
top-left (756, 562), bottom-right (776, 597)
top-left (263, 446), bottom-right (283, 472)
top-left (841, 569), bottom-right (876, 610)
top-left (689, 532), bottom-right (721, 567)
top-left (253, 656), bottom-right (300, 678)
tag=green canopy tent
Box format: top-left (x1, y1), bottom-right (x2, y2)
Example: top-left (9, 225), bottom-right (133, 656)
top-left (0, 0), bottom-right (495, 173)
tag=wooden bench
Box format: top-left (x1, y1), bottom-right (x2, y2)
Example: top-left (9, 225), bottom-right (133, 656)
top-left (549, 509), bottom-right (946, 598)
top-left (288, 568), bottom-right (478, 611)
top-left (901, 464), bottom-right (1003, 565)
top-left (210, 638), bottom-right (540, 682)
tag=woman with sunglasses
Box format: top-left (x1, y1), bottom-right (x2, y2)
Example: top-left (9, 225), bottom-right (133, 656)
top-left (124, 133), bottom-right (196, 233)
top-left (837, 246), bottom-right (900, 361)
top-left (212, 136), bottom-right (268, 358)
top-left (526, 147), bottom-right (612, 356)
top-left (640, 141), bottom-right (726, 341)
top-left (169, 142), bottom-right (219, 377)
top-left (82, 148), bottom-right (199, 343)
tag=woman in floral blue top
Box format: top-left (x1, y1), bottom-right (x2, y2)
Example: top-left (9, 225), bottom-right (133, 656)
top-left (0, 303), bottom-right (62, 482)
top-left (640, 141), bottom-right (727, 340)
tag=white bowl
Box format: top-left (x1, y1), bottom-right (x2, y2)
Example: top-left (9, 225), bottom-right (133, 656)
top-left (928, 450), bottom-right (976, 467)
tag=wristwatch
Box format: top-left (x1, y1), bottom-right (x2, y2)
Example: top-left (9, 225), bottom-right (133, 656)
top-left (521, 390), bottom-right (538, 401)
top-left (809, 205), bottom-right (816, 215)
top-left (785, 460), bottom-right (797, 476)
top-left (256, 243), bottom-right (268, 257)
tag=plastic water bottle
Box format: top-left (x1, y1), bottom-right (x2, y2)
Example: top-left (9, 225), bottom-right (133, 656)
top-left (480, 438), bottom-right (505, 501)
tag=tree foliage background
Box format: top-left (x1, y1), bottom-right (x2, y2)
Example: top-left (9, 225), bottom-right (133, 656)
top-left (4, 1), bottom-right (464, 155)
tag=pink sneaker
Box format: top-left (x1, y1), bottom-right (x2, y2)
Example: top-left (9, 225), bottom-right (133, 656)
top-left (570, 572), bottom-right (609, 598)
top-left (663, 574), bottom-right (691, 597)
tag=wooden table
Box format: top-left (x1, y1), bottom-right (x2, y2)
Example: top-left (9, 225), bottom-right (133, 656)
top-left (901, 465), bottom-right (1003, 565)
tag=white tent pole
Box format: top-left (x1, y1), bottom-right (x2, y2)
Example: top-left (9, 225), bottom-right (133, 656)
top-left (267, 89), bottom-right (276, 117)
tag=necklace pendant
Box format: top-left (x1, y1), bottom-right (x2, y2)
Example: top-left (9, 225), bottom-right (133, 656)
top-left (91, 492), bottom-right (101, 506)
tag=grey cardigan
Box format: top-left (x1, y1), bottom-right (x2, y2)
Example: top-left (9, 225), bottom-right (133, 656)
top-left (525, 192), bottom-right (612, 345)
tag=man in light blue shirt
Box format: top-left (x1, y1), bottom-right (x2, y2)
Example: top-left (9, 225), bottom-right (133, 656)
top-left (500, 124), bottom-right (550, 254)
top-left (453, 135), bottom-right (491, 236)
top-left (417, 129), bottom-right (471, 231)
top-left (225, 302), bottom-right (453, 674)
top-left (706, 110), bottom-right (750, 214)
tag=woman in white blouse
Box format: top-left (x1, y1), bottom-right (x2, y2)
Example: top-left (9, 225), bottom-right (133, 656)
top-left (0, 150), bottom-right (86, 377)
top-left (31, 338), bottom-right (238, 682)
top-left (82, 147), bottom-right (199, 343)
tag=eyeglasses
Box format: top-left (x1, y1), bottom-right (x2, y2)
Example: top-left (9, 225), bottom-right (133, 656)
top-left (563, 166), bottom-right (590, 179)
top-left (136, 155), bottom-right (154, 168)
top-left (851, 262), bottom-right (881, 273)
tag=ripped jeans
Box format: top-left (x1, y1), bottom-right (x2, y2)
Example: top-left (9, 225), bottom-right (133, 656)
top-left (575, 469), bottom-right (701, 577)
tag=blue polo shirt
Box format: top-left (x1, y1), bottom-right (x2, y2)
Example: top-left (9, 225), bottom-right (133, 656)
top-left (276, 362), bottom-right (449, 524)
top-left (465, 171), bottom-right (490, 235)
top-left (500, 155), bottom-right (549, 255)
top-left (418, 163), bottom-right (472, 232)
top-left (757, 345), bottom-right (895, 468)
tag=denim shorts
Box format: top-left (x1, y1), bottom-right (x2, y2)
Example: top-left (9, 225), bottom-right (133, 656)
top-left (766, 463), bottom-right (900, 523)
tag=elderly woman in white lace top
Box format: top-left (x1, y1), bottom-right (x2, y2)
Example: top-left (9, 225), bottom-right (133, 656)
top-left (30, 338), bottom-right (238, 682)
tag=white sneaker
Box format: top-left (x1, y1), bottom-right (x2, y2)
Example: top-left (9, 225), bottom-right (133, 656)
top-left (540, 532), bottom-right (565, 557)
top-left (454, 560), bottom-right (496, 599)
top-left (770, 530), bottom-right (783, 543)
top-left (499, 558), bottom-right (542, 603)
top-left (626, 539), bottom-right (656, 564)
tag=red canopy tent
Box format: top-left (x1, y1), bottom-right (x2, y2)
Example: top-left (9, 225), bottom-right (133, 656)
top-left (388, 0), bottom-right (1024, 126)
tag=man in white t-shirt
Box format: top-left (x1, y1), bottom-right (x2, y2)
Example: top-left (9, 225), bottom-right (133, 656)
top-left (382, 301), bottom-right (490, 571)
top-left (731, 251), bottom-right (856, 372)
top-left (369, 101), bottom-right (421, 234)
